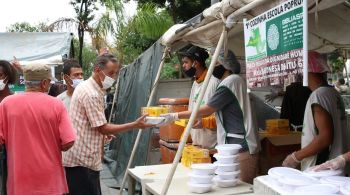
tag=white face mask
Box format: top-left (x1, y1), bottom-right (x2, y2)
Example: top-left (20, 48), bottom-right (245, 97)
top-left (0, 78), bottom-right (7, 91)
top-left (71, 78), bottom-right (84, 88)
top-left (101, 71), bottom-right (115, 89)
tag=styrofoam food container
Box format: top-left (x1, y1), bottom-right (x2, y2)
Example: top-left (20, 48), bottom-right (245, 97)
top-left (145, 116), bottom-right (165, 125)
top-left (341, 184), bottom-right (350, 195)
top-left (293, 184), bottom-right (339, 195)
top-left (303, 168), bottom-right (343, 178)
top-left (189, 173), bottom-right (214, 184)
top-left (214, 162), bottom-right (239, 172)
top-left (268, 167), bottom-right (302, 180)
top-left (320, 176), bottom-right (350, 187)
top-left (188, 182), bottom-right (212, 194)
top-left (215, 144), bottom-right (242, 155)
top-left (213, 154), bottom-right (238, 164)
top-left (278, 174), bottom-right (319, 192)
top-left (213, 176), bottom-right (239, 188)
top-left (215, 170), bottom-right (240, 180)
top-left (191, 164), bottom-right (216, 175)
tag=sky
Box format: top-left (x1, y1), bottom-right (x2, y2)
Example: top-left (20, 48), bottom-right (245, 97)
top-left (0, 0), bottom-right (137, 42)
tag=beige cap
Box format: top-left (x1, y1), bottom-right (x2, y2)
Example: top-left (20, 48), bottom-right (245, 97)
top-left (23, 63), bottom-right (53, 81)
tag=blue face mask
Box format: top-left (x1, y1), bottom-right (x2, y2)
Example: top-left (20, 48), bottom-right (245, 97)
top-left (71, 78), bottom-right (84, 88)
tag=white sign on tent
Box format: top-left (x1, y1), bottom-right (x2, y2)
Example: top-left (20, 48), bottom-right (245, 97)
top-left (244, 0), bottom-right (308, 89)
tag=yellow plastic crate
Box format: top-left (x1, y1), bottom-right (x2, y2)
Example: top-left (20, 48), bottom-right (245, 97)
top-left (141, 106), bottom-right (169, 117)
top-left (266, 119), bottom-right (289, 128)
top-left (174, 119), bottom-right (189, 127)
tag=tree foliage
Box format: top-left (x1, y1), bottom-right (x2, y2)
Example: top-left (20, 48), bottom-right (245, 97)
top-left (72, 39), bottom-right (97, 79)
top-left (7, 22), bottom-right (49, 32)
top-left (114, 3), bottom-right (174, 64)
top-left (70, 0), bottom-right (98, 66)
top-left (329, 49), bottom-right (346, 73)
top-left (135, 0), bottom-right (211, 23)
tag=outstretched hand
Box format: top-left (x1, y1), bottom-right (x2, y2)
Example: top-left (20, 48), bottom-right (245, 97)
top-left (133, 114), bottom-right (155, 129)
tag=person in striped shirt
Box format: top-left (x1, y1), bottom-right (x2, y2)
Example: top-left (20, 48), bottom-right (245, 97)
top-left (63, 55), bottom-right (153, 195)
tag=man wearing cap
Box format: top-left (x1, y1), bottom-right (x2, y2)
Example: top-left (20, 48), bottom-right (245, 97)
top-left (179, 46), bottom-right (220, 149)
top-left (63, 55), bottom-right (153, 195)
top-left (162, 49), bottom-right (260, 184)
top-left (283, 51), bottom-right (348, 171)
top-left (0, 63), bottom-right (77, 195)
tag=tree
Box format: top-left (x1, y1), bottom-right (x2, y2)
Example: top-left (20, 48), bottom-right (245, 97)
top-left (114, 3), bottom-right (174, 64)
top-left (133, 0), bottom-right (211, 23)
top-left (72, 39), bottom-right (97, 79)
top-left (7, 22), bottom-right (49, 32)
top-left (70, 0), bottom-right (98, 66)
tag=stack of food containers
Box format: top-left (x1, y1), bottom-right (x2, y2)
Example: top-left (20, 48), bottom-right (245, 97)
top-left (213, 144), bottom-right (241, 188)
top-left (188, 163), bottom-right (216, 194)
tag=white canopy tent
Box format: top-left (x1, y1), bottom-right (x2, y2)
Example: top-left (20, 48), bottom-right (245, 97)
top-left (0, 32), bottom-right (74, 65)
top-left (161, 0), bottom-right (350, 56)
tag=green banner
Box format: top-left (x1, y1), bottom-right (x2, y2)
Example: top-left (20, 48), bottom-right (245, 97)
top-left (244, 0), bottom-right (306, 88)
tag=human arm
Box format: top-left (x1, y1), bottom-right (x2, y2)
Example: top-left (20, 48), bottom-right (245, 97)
top-left (283, 104), bottom-right (334, 167)
top-left (96, 114), bottom-right (154, 135)
top-left (161, 87), bottom-right (234, 125)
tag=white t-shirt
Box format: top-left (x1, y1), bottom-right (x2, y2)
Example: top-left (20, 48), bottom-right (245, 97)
top-left (301, 86), bottom-right (348, 170)
top-left (57, 91), bottom-right (72, 112)
top-left (189, 76), bottom-right (220, 149)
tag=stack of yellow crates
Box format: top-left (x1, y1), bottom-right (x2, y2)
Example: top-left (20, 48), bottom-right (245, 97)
top-left (181, 145), bottom-right (211, 167)
top-left (266, 119), bottom-right (290, 135)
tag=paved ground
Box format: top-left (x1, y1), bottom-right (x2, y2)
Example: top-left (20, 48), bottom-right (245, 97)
top-left (101, 181), bottom-right (119, 195)
top-left (101, 164), bottom-right (121, 195)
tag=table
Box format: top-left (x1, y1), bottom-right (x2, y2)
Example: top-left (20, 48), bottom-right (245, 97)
top-left (127, 164), bottom-right (189, 195)
top-left (253, 176), bottom-right (288, 195)
top-left (145, 177), bottom-right (254, 195)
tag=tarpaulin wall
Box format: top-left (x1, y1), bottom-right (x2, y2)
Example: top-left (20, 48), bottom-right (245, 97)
top-left (105, 41), bottom-right (164, 185)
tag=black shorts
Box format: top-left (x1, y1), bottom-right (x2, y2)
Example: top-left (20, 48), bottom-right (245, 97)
top-left (65, 166), bottom-right (101, 195)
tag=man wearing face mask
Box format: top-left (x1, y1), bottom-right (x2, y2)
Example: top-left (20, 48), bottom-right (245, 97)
top-left (161, 50), bottom-right (260, 184)
top-left (57, 59), bottom-right (84, 110)
top-left (179, 46), bottom-right (220, 149)
top-left (0, 63), bottom-right (77, 195)
top-left (62, 55), bottom-right (154, 195)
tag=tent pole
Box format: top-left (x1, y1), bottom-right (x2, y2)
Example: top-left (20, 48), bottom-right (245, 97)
top-left (303, 0), bottom-right (309, 86)
top-left (160, 27), bottom-right (227, 195)
top-left (118, 46), bottom-right (169, 195)
top-left (108, 77), bottom-right (121, 123)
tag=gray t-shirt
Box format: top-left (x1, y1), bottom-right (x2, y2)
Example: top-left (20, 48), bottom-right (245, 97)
top-left (208, 87), bottom-right (248, 152)
top-left (301, 86), bottom-right (348, 170)
top-left (57, 91), bottom-right (71, 112)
